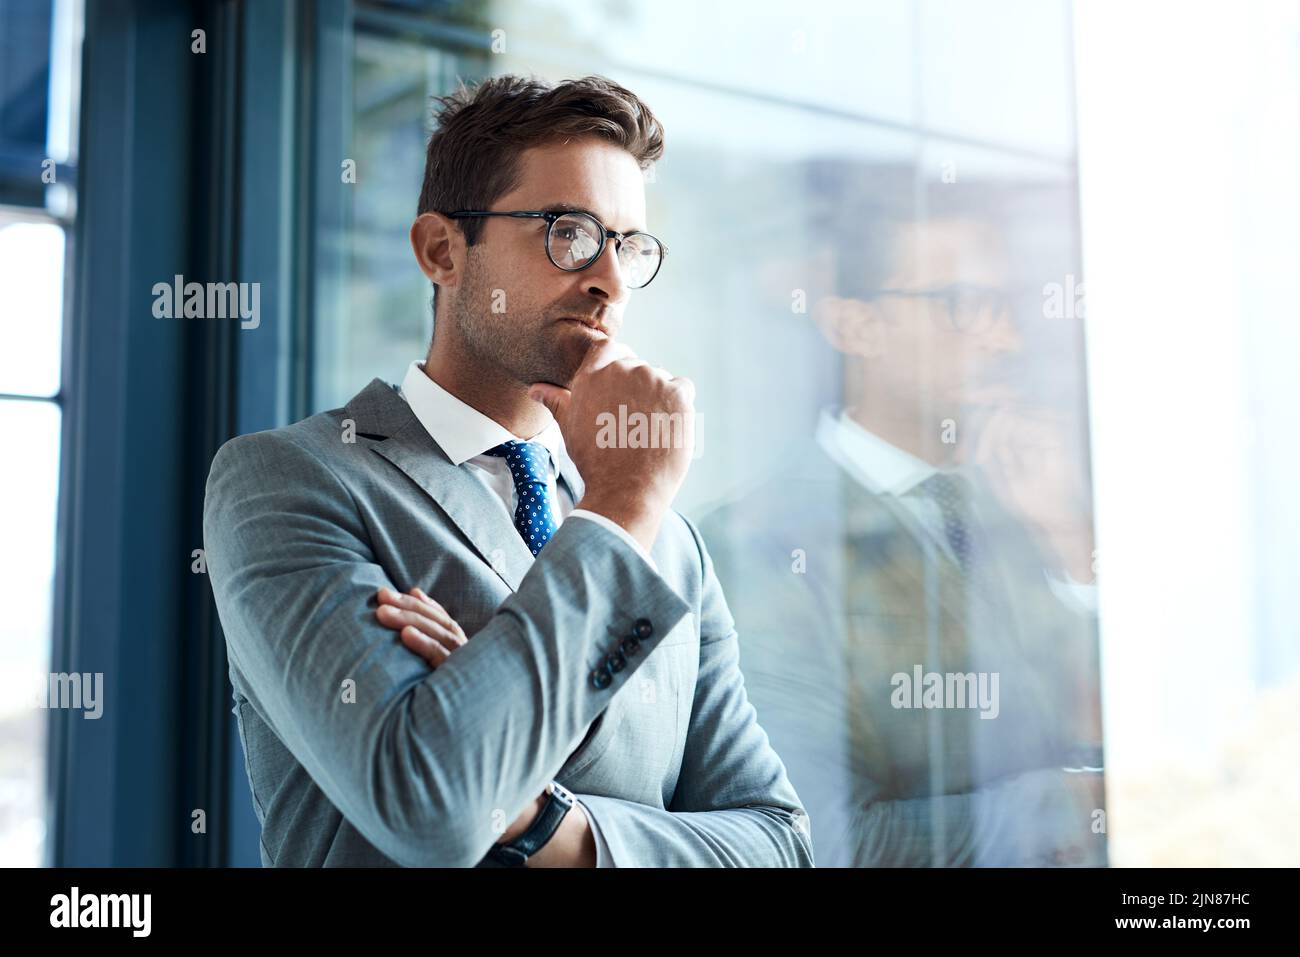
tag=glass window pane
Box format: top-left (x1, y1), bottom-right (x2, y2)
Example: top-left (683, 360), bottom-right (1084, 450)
top-left (920, 0), bottom-right (1076, 158)
top-left (550, 0), bottom-right (918, 126)
top-left (313, 0), bottom-right (1104, 868)
top-left (0, 398), bottom-right (61, 866)
top-left (0, 220), bottom-right (65, 398)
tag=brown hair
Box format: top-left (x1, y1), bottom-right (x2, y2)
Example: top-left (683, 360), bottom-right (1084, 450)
top-left (417, 74), bottom-right (665, 246)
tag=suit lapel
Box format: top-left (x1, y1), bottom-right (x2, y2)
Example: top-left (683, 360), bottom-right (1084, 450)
top-left (344, 378), bottom-right (536, 592)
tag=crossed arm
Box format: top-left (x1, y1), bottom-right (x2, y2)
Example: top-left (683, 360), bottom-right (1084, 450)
top-left (375, 524), bottom-right (818, 869)
top-left (371, 585), bottom-right (586, 864)
top-left (204, 431), bottom-right (813, 868)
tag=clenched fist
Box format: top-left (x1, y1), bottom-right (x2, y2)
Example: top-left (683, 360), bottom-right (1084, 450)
top-left (528, 340), bottom-right (695, 553)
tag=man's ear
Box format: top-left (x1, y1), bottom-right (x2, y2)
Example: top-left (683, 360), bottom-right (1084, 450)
top-left (410, 212), bottom-right (462, 287)
top-left (811, 295), bottom-right (887, 359)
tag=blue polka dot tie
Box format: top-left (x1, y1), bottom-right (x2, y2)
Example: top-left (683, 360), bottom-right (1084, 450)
top-left (483, 440), bottom-right (558, 556)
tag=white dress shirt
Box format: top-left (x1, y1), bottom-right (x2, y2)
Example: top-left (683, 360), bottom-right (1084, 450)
top-left (397, 359), bottom-right (650, 866)
top-left (814, 406), bottom-right (1096, 613)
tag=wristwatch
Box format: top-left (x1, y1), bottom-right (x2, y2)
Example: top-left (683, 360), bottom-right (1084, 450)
top-left (484, 781), bottom-right (576, 867)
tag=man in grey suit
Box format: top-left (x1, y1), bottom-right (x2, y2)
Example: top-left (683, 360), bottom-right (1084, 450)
top-left (202, 74), bottom-right (812, 868)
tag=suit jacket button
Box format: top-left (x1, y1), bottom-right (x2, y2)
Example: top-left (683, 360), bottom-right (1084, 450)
top-left (620, 636), bottom-right (641, 657)
top-left (589, 665), bottom-right (613, 690)
top-left (632, 618), bottom-right (653, 640)
top-left (607, 649), bottom-right (627, 673)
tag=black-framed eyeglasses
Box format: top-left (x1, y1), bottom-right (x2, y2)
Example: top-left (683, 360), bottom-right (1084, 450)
top-left (864, 282), bottom-right (1020, 334)
top-left (445, 209), bottom-right (668, 289)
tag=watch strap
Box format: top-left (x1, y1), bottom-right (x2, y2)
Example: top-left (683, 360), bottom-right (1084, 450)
top-left (485, 782), bottom-right (575, 867)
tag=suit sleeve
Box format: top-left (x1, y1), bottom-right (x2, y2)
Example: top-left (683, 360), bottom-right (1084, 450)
top-left (572, 515), bottom-right (815, 867)
top-left (203, 430), bottom-right (691, 867)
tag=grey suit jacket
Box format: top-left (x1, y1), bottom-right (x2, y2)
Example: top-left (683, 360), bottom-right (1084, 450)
top-left (202, 377), bottom-right (813, 867)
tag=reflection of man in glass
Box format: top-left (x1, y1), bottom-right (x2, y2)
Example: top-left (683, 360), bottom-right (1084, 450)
top-left (701, 169), bottom-right (1104, 866)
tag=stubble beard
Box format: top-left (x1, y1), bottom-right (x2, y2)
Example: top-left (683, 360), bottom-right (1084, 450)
top-left (453, 256), bottom-right (591, 390)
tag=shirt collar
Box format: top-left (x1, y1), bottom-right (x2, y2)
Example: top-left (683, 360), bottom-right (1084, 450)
top-left (398, 360), bottom-right (565, 470)
top-left (815, 405), bottom-right (937, 496)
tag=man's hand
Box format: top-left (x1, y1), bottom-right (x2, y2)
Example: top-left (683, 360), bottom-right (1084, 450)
top-left (528, 340), bottom-right (695, 554)
top-left (375, 586), bottom-right (467, 667)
